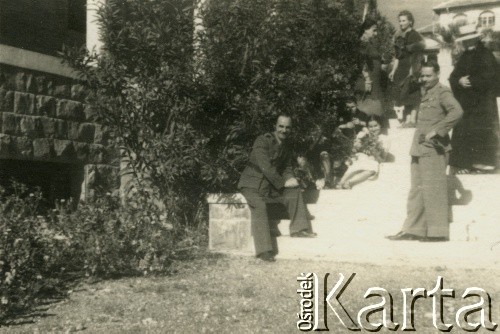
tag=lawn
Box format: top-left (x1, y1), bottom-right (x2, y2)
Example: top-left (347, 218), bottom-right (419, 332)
top-left (1, 254), bottom-right (499, 333)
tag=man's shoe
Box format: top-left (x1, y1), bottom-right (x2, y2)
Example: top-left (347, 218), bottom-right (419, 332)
top-left (385, 231), bottom-right (423, 241)
top-left (257, 251), bottom-right (276, 262)
top-left (291, 231), bottom-right (317, 238)
top-left (419, 236), bottom-right (449, 242)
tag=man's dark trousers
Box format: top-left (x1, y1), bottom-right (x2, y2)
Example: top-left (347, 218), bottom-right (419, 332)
top-left (240, 187), bottom-right (312, 256)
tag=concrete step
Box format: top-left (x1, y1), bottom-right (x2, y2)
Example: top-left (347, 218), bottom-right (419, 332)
top-left (210, 121), bottom-right (500, 268)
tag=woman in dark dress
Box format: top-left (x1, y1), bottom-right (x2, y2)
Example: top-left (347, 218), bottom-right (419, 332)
top-left (356, 18), bottom-right (383, 117)
top-left (388, 10), bottom-right (425, 127)
top-left (449, 33), bottom-right (499, 174)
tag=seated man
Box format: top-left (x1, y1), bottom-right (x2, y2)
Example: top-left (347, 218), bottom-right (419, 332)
top-left (238, 115), bottom-right (317, 262)
top-left (338, 97), bottom-right (369, 139)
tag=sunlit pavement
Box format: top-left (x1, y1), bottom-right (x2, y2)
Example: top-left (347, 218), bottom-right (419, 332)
top-left (276, 122), bottom-right (500, 269)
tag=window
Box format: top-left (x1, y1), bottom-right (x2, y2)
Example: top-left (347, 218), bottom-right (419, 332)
top-left (68, 0), bottom-right (87, 33)
top-left (478, 11), bottom-right (495, 28)
top-left (452, 13), bottom-right (468, 26)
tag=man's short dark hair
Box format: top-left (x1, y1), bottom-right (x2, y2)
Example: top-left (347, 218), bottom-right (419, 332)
top-left (421, 60), bottom-right (440, 73)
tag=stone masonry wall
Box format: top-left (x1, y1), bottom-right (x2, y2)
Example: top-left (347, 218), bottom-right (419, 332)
top-left (0, 0), bottom-right (86, 57)
top-left (0, 63), bottom-right (118, 196)
top-left (207, 193), bottom-right (254, 254)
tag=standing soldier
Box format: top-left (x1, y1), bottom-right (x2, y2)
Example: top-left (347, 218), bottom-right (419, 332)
top-left (386, 61), bottom-right (463, 242)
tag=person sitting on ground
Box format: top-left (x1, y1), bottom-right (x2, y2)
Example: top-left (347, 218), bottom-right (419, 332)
top-left (338, 97), bottom-right (369, 139)
top-left (300, 125), bottom-right (335, 189)
top-left (336, 115), bottom-right (390, 189)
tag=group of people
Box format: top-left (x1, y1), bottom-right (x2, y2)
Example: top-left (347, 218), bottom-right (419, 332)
top-left (300, 98), bottom-right (390, 190)
top-left (237, 10), bottom-right (499, 261)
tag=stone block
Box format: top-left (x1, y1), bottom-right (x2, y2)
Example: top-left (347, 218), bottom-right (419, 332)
top-left (46, 81), bottom-right (54, 96)
top-left (209, 204), bottom-right (253, 253)
top-left (2, 112), bottom-right (21, 135)
top-left (0, 89), bottom-right (14, 112)
top-left (25, 74), bottom-right (36, 94)
top-left (54, 85), bottom-right (71, 98)
top-left (14, 72), bottom-right (27, 92)
top-left (35, 76), bottom-right (47, 94)
top-left (71, 84), bottom-right (87, 101)
top-left (0, 70), bottom-right (5, 88)
top-left (83, 105), bottom-right (98, 121)
top-left (53, 139), bottom-right (75, 160)
top-left (19, 115), bottom-right (43, 138)
top-left (79, 123), bottom-right (96, 143)
top-left (33, 138), bottom-right (53, 159)
top-left (35, 95), bottom-right (56, 117)
top-left (40, 117), bottom-right (67, 139)
top-left (94, 124), bottom-right (111, 145)
top-left (54, 119), bottom-right (68, 139)
top-left (89, 144), bottom-right (105, 163)
top-left (67, 121), bottom-right (78, 141)
top-left (68, 122), bottom-right (95, 143)
top-left (14, 92), bottom-right (36, 115)
top-left (11, 136), bottom-right (33, 159)
top-left (73, 141), bottom-right (89, 161)
top-left (56, 99), bottom-right (85, 121)
top-left (0, 134), bottom-right (11, 154)
top-left (209, 203), bottom-right (250, 220)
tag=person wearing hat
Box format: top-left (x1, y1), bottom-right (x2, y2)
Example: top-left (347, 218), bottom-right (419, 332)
top-left (449, 26), bottom-right (499, 174)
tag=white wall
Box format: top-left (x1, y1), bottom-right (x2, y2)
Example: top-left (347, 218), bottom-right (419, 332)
top-left (86, 0), bottom-right (106, 54)
top-left (438, 47), bottom-right (453, 87)
top-left (438, 5), bottom-right (500, 31)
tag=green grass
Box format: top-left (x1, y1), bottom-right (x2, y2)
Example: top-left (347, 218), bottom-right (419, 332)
top-left (1, 254), bottom-right (499, 333)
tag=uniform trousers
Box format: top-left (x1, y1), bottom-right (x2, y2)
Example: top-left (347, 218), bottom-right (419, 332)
top-left (402, 154), bottom-right (449, 237)
top-left (240, 187), bottom-right (312, 256)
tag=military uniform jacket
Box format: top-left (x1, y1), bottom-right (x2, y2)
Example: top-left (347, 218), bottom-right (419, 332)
top-left (238, 132), bottom-right (294, 193)
top-left (410, 83), bottom-right (463, 157)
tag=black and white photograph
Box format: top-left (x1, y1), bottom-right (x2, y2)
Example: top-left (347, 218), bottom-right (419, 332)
top-left (0, 0), bottom-right (499, 332)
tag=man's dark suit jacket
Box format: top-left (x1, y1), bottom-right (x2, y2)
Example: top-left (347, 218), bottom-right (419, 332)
top-left (238, 132), bottom-right (294, 195)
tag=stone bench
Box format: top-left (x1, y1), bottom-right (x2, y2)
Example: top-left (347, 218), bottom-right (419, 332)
top-left (207, 190), bottom-right (319, 253)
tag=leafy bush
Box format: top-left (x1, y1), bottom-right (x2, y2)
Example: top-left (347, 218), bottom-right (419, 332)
top-left (0, 184), bottom-right (55, 321)
top-left (64, 0), bottom-right (368, 197)
top-left (0, 184), bottom-right (206, 323)
top-left (1, 0), bottom-right (394, 322)
top-left (197, 0), bottom-right (364, 191)
top-left (63, 0), bottom-right (206, 228)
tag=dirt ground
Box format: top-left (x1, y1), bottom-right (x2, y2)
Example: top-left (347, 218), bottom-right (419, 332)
top-left (1, 254), bottom-right (499, 333)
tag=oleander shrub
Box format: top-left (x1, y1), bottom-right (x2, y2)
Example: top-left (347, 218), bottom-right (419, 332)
top-left (197, 0), bottom-right (364, 191)
top-left (63, 0), bottom-right (206, 228)
top-left (63, 0), bottom-right (369, 196)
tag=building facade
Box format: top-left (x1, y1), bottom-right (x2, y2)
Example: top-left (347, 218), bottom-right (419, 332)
top-left (434, 0), bottom-right (500, 31)
top-left (0, 0), bottom-right (116, 204)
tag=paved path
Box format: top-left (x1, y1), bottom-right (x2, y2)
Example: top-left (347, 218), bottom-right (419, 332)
top-left (272, 124), bottom-right (500, 269)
